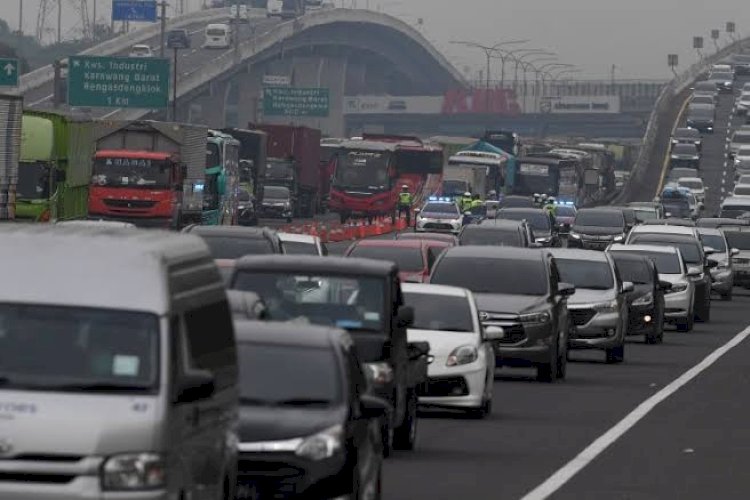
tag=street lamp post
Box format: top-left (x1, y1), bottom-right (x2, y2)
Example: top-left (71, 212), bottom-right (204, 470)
top-left (510, 49), bottom-right (555, 88)
top-left (451, 39), bottom-right (529, 111)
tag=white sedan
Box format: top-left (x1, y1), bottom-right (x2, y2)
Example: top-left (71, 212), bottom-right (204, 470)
top-left (402, 283), bottom-right (502, 418)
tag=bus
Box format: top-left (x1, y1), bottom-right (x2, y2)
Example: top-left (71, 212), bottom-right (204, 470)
top-left (204, 130), bottom-right (240, 225)
top-left (328, 134), bottom-right (443, 222)
top-left (516, 154), bottom-right (582, 204)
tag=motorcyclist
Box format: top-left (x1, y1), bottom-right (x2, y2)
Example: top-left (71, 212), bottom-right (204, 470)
top-left (397, 184), bottom-right (414, 225)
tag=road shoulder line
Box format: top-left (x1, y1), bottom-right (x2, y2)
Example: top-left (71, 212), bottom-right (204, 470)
top-left (519, 324), bottom-right (750, 500)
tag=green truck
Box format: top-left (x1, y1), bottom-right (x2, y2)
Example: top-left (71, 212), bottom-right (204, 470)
top-left (17, 110), bottom-right (94, 222)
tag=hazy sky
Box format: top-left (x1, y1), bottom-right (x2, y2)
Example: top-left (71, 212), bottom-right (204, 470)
top-left (2, 0), bottom-right (749, 80)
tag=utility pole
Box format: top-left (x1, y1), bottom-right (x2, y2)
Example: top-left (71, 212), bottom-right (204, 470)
top-left (159, 1), bottom-right (168, 58)
top-left (18, 0), bottom-right (23, 35)
top-left (57, 0), bottom-right (63, 44)
top-left (92, 0), bottom-right (97, 40)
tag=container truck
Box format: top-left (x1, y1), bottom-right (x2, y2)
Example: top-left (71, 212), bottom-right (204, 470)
top-left (17, 109), bottom-right (93, 222)
top-left (221, 127), bottom-right (267, 205)
top-left (89, 120), bottom-right (207, 228)
top-left (254, 123), bottom-right (322, 217)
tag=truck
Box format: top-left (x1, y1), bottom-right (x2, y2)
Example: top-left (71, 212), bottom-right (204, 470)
top-left (254, 123), bottom-right (322, 217)
top-left (483, 129), bottom-right (522, 156)
top-left (17, 110), bottom-right (93, 222)
top-left (446, 151), bottom-right (503, 200)
top-left (89, 120), bottom-right (207, 228)
top-left (205, 130), bottom-right (240, 226)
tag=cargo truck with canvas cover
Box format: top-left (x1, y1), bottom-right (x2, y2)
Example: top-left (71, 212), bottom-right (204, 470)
top-left (447, 150), bottom-right (507, 198)
top-left (89, 120), bottom-right (207, 228)
top-left (513, 155), bottom-right (582, 205)
top-left (17, 110), bottom-right (94, 222)
top-left (204, 130), bottom-right (240, 226)
top-left (328, 134), bottom-right (443, 222)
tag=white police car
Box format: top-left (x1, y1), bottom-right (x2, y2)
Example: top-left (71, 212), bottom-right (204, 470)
top-left (415, 197), bottom-right (463, 234)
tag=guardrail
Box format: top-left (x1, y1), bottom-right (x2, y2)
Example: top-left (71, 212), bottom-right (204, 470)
top-left (19, 8), bottom-right (231, 94)
top-left (615, 39), bottom-right (750, 203)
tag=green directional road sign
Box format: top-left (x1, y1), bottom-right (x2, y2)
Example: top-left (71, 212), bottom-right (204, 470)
top-left (0, 59), bottom-right (19, 87)
top-left (263, 87), bottom-right (330, 117)
top-left (68, 56), bottom-right (170, 108)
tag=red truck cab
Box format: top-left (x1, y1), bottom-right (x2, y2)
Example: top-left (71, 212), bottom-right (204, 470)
top-left (88, 150), bottom-right (185, 228)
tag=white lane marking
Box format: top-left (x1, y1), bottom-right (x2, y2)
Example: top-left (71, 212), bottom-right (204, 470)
top-left (722, 178), bottom-right (726, 185)
top-left (519, 325), bottom-right (750, 500)
top-left (101, 109), bottom-right (121, 119)
top-left (29, 95), bottom-right (53, 106)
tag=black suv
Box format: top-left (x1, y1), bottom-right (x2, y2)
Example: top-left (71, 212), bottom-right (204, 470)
top-left (229, 255), bottom-right (430, 456)
top-left (568, 208), bottom-right (627, 250)
top-left (234, 321), bottom-right (388, 499)
top-left (497, 207), bottom-right (559, 247)
top-left (460, 219), bottom-right (535, 247)
top-left (430, 246), bottom-right (575, 382)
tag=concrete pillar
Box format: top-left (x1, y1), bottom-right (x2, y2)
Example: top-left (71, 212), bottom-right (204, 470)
top-left (186, 79), bottom-right (231, 129)
top-left (236, 67), bottom-right (264, 129)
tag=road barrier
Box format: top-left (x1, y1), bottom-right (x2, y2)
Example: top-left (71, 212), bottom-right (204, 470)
top-left (279, 215), bottom-right (410, 244)
top-left (615, 38), bottom-right (750, 203)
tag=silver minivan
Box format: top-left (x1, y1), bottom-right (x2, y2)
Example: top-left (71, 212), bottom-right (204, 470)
top-left (0, 226), bottom-right (238, 500)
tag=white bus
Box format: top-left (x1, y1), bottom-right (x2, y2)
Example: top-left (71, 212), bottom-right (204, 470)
top-left (204, 23), bottom-right (232, 49)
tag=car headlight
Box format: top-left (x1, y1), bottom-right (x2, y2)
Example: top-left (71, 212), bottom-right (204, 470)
top-left (295, 424), bottom-right (343, 461)
top-left (694, 140), bottom-right (701, 144)
top-left (519, 311), bottom-right (551, 324)
top-left (569, 232), bottom-right (581, 239)
top-left (613, 235), bottom-right (624, 242)
top-left (633, 292), bottom-right (653, 306)
top-left (101, 453), bottom-right (166, 490)
top-left (592, 299), bottom-right (619, 313)
top-left (715, 260), bottom-right (730, 270)
top-left (536, 237), bottom-right (550, 243)
top-left (666, 282), bottom-right (688, 294)
top-left (446, 345), bottom-right (479, 366)
top-left (365, 362), bottom-right (394, 385)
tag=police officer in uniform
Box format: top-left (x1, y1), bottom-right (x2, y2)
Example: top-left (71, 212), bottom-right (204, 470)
top-left (398, 185), bottom-right (413, 225)
top-left (461, 191), bottom-right (473, 212)
top-left (470, 194), bottom-right (483, 210)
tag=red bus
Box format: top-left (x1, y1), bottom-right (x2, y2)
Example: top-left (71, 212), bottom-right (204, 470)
top-left (327, 134), bottom-right (443, 222)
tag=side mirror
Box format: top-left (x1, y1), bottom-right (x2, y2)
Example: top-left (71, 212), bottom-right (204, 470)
top-left (665, 212), bottom-right (673, 218)
top-left (621, 281), bottom-right (635, 293)
top-left (359, 394), bottom-right (391, 419)
top-left (175, 369), bottom-right (215, 404)
top-left (659, 280), bottom-right (673, 291)
top-left (706, 259), bottom-right (719, 269)
top-left (687, 266), bottom-right (703, 277)
top-left (557, 282), bottom-right (576, 297)
top-left (407, 340), bottom-right (430, 361)
top-left (483, 326), bottom-right (505, 341)
top-left (704, 246), bottom-right (716, 255)
top-left (413, 208), bottom-right (421, 215)
top-left (464, 211), bottom-right (472, 216)
top-left (397, 306), bottom-right (414, 327)
top-left (732, 248), bottom-right (740, 256)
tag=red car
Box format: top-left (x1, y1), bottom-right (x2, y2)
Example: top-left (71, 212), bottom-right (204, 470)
top-left (344, 239), bottom-right (450, 282)
top-left (395, 231), bottom-right (460, 246)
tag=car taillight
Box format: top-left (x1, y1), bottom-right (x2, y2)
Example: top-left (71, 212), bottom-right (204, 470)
top-left (39, 209), bottom-right (51, 222)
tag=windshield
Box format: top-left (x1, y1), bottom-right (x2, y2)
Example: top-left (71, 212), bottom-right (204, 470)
top-left (498, 210), bottom-right (551, 231)
top-left (611, 256), bottom-right (652, 284)
top-left (629, 236), bottom-right (702, 264)
top-left (92, 157), bottom-right (171, 189)
top-left (422, 203), bottom-right (459, 216)
top-left (632, 208), bottom-right (658, 222)
top-left (732, 134), bottom-right (750, 144)
top-left (555, 206), bottom-right (576, 217)
top-left (675, 129), bottom-right (700, 139)
top-left (264, 185), bottom-right (290, 199)
top-left (614, 250), bottom-right (682, 274)
top-left (0, 304), bottom-right (158, 392)
top-left (689, 107), bottom-right (713, 119)
top-left (347, 245), bottom-right (424, 273)
top-left (334, 150), bottom-right (390, 190)
top-left (694, 82), bottom-right (716, 91)
top-left (266, 160), bottom-right (294, 180)
top-left (672, 145), bottom-right (697, 155)
top-left (431, 257), bottom-right (548, 295)
top-left (556, 259), bottom-right (614, 290)
top-left (17, 162), bottom-right (51, 199)
top-left (459, 227), bottom-right (522, 246)
top-left (232, 272), bottom-right (386, 331)
top-left (574, 210), bottom-right (624, 227)
top-left (404, 292), bottom-right (475, 332)
top-left (200, 235), bottom-right (274, 259)
top-left (726, 232), bottom-right (750, 249)
top-left (734, 186), bottom-right (750, 196)
top-left (690, 96), bottom-right (714, 105)
top-left (207, 28), bottom-right (227, 36)
top-left (282, 241), bottom-right (319, 255)
top-left (678, 179), bottom-right (703, 189)
top-left (206, 142), bottom-right (221, 168)
top-left (700, 234), bottom-right (727, 253)
top-left (238, 344), bottom-right (340, 406)
top-left (443, 180), bottom-right (468, 196)
top-left (711, 72), bottom-right (733, 80)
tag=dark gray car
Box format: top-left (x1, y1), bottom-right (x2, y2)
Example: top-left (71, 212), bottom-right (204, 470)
top-left (430, 246), bottom-right (575, 382)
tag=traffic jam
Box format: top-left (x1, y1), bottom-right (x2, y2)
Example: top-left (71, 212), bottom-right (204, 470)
top-left (2, 31), bottom-right (750, 500)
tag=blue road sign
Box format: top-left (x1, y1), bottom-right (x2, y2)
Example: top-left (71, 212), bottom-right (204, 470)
top-left (112, 0), bottom-right (158, 22)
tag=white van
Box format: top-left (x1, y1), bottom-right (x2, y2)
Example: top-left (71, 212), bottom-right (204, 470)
top-left (0, 226), bottom-right (238, 500)
top-left (721, 196), bottom-right (750, 218)
top-left (266, 0), bottom-right (284, 17)
top-left (204, 23), bottom-right (232, 49)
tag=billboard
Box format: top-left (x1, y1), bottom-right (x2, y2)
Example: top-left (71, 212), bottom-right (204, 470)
top-left (343, 96), bottom-right (443, 114)
top-left (541, 96), bottom-right (621, 114)
top-left (112, 1), bottom-right (158, 22)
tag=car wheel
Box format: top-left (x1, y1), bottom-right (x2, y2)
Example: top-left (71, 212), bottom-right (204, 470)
top-left (393, 390), bottom-right (417, 451)
top-left (468, 397), bottom-right (492, 419)
top-left (556, 340), bottom-right (567, 380)
top-left (721, 287), bottom-right (733, 301)
top-left (605, 343), bottom-right (625, 364)
top-left (695, 289), bottom-right (711, 322)
top-left (380, 417), bottom-right (393, 458)
top-left (536, 343), bottom-right (558, 383)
